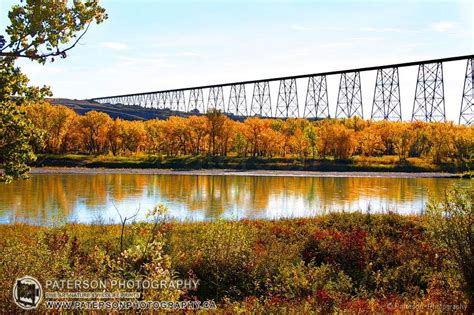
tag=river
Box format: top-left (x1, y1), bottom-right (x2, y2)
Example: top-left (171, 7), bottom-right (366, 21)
top-left (0, 173), bottom-right (469, 224)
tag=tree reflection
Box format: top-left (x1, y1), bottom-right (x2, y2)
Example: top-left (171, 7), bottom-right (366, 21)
top-left (0, 174), bottom-right (468, 223)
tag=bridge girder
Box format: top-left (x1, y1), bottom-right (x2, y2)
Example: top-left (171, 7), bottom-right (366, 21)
top-left (88, 55), bottom-right (474, 124)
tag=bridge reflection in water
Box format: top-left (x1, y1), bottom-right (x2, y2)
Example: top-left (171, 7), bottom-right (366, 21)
top-left (0, 174), bottom-right (469, 224)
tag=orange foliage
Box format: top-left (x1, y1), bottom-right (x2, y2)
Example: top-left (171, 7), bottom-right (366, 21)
top-left (23, 102), bottom-right (474, 164)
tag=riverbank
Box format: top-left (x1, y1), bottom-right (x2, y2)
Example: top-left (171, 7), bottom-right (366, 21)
top-left (34, 154), bottom-right (472, 175)
top-left (30, 167), bottom-right (464, 178)
top-left (0, 211), bottom-right (470, 312)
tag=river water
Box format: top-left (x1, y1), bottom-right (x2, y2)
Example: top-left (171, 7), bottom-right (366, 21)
top-left (0, 173), bottom-right (469, 224)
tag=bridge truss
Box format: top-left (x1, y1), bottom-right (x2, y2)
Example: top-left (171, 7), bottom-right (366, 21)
top-left (89, 55), bottom-right (474, 125)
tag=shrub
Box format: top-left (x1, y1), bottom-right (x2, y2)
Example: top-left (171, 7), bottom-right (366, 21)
top-left (271, 262), bottom-right (352, 300)
top-left (426, 185), bottom-right (474, 309)
top-left (192, 220), bottom-right (255, 301)
top-left (302, 229), bottom-right (368, 284)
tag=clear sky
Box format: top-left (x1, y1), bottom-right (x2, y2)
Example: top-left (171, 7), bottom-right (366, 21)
top-left (1, 0), bottom-right (473, 121)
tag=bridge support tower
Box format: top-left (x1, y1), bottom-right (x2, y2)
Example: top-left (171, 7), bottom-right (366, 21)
top-left (460, 58), bottom-right (474, 125)
top-left (250, 81), bottom-right (272, 117)
top-left (371, 67), bottom-right (402, 120)
top-left (304, 75), bottom-right (329, 118)
top-left (412, 62), bottom-right (445, 122)
top-left (335, 72), bottom-right (363, 118)
top-left (228, 84), bottom-right (247, 116)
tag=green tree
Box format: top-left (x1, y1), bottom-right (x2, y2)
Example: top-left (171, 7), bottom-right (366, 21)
top-left (304, 124), bottom-right (318, 159)
top-left (0, 61), bottom-right (50, 182)
top-left (0, 102), bottom-right (44, 182)
top-left (0, 0), bottom-right (107, 181)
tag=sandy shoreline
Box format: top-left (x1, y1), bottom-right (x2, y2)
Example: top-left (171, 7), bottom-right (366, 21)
top-left (29, 167), bottom-right (463, 178)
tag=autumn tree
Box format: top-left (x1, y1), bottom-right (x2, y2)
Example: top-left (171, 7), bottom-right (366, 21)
top-left (389, 122), bottom-right (415, 161)
top-left (206, 109), bottom-right (227, 156)
top-left (410, 121), bottom-right (431, 157)
top-left (315, 120), bottom-right (335, 159)
top-left (107, 118), bottom-right (125, 155)
top-left (260, 126), bottom-right (285, 157)
top-left (80, 111), bottom-right (112, 154)
top-left (123, 120), bottom-right (147, 154)
top-left (358, 125), bottom-right (386, 156)
top-left (24, 102), bottom-right (76, 154)
top-left (289, 127), bottom-right (309, 159)
top-left (318, 121), bottom-right (357, 160)
top-left (243, 117), bottom-right (267, 157)
top-left (187, 116), bottom-right (208, 155)
top-left (144, 119), bottom-right (166, 154)
top-left (452, 125), bottom-right (474, 166)
top-left (219, 119), bottom-right (235, 156)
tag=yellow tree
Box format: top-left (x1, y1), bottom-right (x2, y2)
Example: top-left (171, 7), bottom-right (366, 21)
top-left (389, 122), bottom-right (415, 161)
top-left (107, 118), bottom-right (125, 155)
top-left (358, 125), bottom-right (386, 156)
top-left (332, 124), bottom-right (357, 160)
top-left (318, 121), bottom-right (357, 160)
top-left (206, 109), bottom-right (227, 156)
top-left (315, 120), bottom-right (336, 159)
top-left (49, 105), bottom-right (77, 154)
top-left (61, 114), bottom-right (83, 153)
top-left (187, 116), bottom-right (208, 155)
top-left (243, 117), bottom-right (267, 157)
top-left (219, 119), bottom-right (235, 156)
top-left (168, 116), bottom-right (191, 155)
top-left (144, 119), bottom-right (166, 154)
top-left (80, 110), bottom-right (112, 154)
top-left (452, 125), bottom-right (474, 165)
top-left (428, 122), bottom-right (456, 164)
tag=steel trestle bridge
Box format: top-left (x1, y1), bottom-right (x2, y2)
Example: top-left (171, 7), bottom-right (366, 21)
top-left (89, 55), bottom-right (474, 125)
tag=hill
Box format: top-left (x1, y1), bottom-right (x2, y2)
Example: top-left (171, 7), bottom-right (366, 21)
top-left (48, 98), bottom-right (246, 121)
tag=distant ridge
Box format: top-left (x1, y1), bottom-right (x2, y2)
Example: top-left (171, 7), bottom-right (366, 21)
top-left (47, 98), bottom-right (207, 121)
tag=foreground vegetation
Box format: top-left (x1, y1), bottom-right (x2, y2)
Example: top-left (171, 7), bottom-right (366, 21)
top-left (1, 187), bottom-right (472, 312)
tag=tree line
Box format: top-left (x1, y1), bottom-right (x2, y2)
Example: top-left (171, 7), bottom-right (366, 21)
top-left (25, 102), bottom-right (473, 164)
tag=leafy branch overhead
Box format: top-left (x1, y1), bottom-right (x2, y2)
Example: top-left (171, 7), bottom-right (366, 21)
top-left (0, 0), bottom-right (107, 63)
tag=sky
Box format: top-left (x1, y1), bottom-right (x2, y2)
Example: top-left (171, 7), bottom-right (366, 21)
top-left (1, 0), bottom-right (473, 121)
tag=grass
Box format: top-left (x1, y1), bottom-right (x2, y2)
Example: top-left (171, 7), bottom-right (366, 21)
top-left (0, 211), bottom-right (471, 312)
top-left (33, 153), bottom-right (472, 174)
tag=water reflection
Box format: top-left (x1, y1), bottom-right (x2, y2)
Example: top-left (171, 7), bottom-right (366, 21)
top-left (0, 174), bottom-right (469, 224)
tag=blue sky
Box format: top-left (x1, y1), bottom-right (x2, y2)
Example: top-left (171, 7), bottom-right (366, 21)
top-left (1, 0), bottom-right (473, 121)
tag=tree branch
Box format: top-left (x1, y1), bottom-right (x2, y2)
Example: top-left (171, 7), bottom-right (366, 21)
top-left (0, 23), bottom-right (91, 61)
